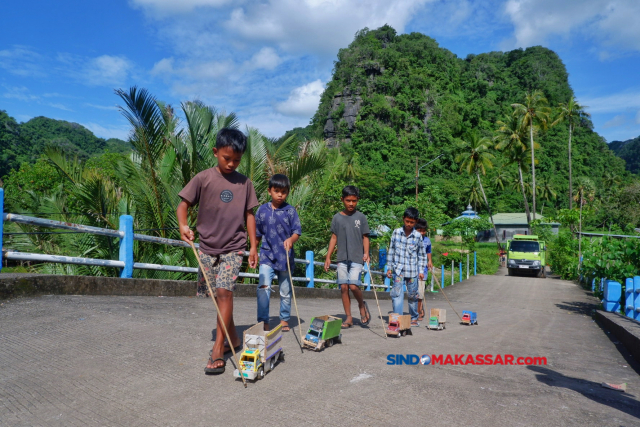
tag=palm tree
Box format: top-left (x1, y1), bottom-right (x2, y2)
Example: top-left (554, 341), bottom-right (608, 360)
top-left (467, 179), bottom-right (482, 211)
top-left (455, 131), bottom-right (500, 248)
top-left (511, 90), bottom-right (552, 221)
top-left (573, 177), bottom-right (595, 266)
top-left (492, 169), bottom-right (511, 192)
top-left (552, 97), bottom-right (590, 209)
top-left (537, 178), bottom-right (557, 216)
top-left (494, 114), bottom-right (538, 229)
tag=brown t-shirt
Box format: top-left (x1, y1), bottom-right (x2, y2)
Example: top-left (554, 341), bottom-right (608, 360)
top-left (179, 167), bottom-right (259, 255)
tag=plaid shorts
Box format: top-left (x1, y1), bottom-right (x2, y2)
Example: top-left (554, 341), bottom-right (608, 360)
top-left (196, 250), bottom-right (244, 297)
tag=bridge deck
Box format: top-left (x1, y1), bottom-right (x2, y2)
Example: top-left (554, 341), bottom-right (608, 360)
top-left (1, 269), bottom-right (639, 426)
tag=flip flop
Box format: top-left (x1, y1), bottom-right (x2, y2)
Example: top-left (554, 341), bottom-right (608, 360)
top-left (204, 357), bottom-right (226, 375)
top-left (411, 321), bottom-right (420, 327)
top-left (281, 325), bottom-right (290, 332)
top-left (360, 301), bottom-right (371, 326)
top-left (341, 322), bottom-right (352, 329)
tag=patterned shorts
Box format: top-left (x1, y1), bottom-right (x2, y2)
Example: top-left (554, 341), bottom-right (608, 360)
top-left (196, 250), bottom-right (244, 297)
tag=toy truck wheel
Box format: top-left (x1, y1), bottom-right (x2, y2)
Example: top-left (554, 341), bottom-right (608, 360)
top-left (269, 357), bottom-right (275, 370)
top-left (258, 367), bottom-right (264, 380)
top-left (335, 334), bottom-right (342, 344)
top-left (279, 351), bottom-right (285, 362)
top-left (326, 339), bottom-right (333, 347)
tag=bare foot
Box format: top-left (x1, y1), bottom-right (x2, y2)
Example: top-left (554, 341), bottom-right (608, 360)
top-left (206, 345), bottom-right (225, 370)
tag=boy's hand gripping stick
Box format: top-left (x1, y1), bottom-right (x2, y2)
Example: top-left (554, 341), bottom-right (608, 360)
top-left (188, 241), bottom-right (247, 388)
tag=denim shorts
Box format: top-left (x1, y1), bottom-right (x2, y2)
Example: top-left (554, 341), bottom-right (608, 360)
top-left (336, 261), bottom-right (363, 286)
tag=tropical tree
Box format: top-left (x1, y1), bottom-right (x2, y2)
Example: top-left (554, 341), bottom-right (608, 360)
top-left (574, 177), bottom-right (596, 266)
top-left (494, 114), bottom-right (537, 229)
top-left (537, 178), bottom-right (557, 216)
top-left (511, 90), bottom-right (552, 221)
top-left (466, 179), bottom-right (482, 211)
top-left (455, 131), bottom-right (500, 248)
top-left (552, 96), bottom-right (590, 209)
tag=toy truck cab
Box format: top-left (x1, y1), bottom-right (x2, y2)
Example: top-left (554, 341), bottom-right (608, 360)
top-left (303, 315), bottom-right (342, 351)
top-left (233, 322), bottom-right (284, 381)
top-left (386, 313), bottom-right (412, 337)
top-left (461, 310), bottom-right (478, 325)
top-left (506, 235), bottom-right (547, 278)
top-left (426, 308), bottom-right (446, 330)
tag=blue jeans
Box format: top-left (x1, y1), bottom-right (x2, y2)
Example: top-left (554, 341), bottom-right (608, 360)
top-left (391, 275), bottom-right (419, 321)
top-left (257, 264), bottom-right (291, 324)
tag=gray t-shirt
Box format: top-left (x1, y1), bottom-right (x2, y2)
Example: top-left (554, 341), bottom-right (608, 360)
top-left (330, 211), bottom-right (370, 263)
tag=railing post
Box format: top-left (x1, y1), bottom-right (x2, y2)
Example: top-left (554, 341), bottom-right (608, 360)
top-left (384, 263), bottom-right (391, 292)
top-left (459, 262), bottom-right (462, 282)
top-left (306, 251), bottom-right (315, 288)
top-left (451, 261), bottom-right (454, 286)
top-left (635, 276), bottom-right (640, 321)
top-left (430, 269), bottom-right (435, 292)
top-left (364, 264), bottom-right (371, 291)
top-left (0, 188), bottom-right (3, 273)
top-left (625, 278), bottom-right (634, 318)
top-left (467, 253), bottom-right (469, 279)
top-left (118, 215), bottom-right (134, 278)
top-left (441, 264), bottom-right (444, 287)
top-left (474, 252), bottom-right (477, 275)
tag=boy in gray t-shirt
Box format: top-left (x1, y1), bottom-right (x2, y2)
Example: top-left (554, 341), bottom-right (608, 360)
top-left (324, 186), bottom-right (371, 328)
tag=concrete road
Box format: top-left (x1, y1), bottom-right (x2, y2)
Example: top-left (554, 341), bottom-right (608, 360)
top-left (1, 269), bottom-right (639, 426)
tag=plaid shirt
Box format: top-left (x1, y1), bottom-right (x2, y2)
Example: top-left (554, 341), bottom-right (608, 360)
top-left (387, 227), bottom-right (427, 279)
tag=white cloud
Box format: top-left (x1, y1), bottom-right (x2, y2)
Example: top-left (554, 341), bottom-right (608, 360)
top-left (82, 122), bottom-right (130, 140)
top-left (636, 110), bottom-right (640, 125)
top-left (0, 46), bottom-right (46, 77)
top-left (130, 0), bottom-right (233, 14)
top-left (84, 103), bottom-right (118, 111)
top-left (46, 102), bottom-right (74, 112)
top-left (603, 114), bottom-right (626, 128)
top-left (503, 0), bottom-right (640, 53)
top-left (225, 0), bottom-right (432, 56)
top-left (580, 90), bottom-right (640, 113)
top-left (82, 55), bottom-right (133, 86)
top-left (275, 79), bottom-right (324, 117)
top-left (2, 85), bottom-right (39, 101)
top-left (247, 47), bottom-right (281, 71)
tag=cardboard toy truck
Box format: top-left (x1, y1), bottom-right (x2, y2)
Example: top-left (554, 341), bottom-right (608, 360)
top-left (386, 313), bottom-right (412, 337)
top-left (233, 322), bottom-right (284, 381)
top-left (461, 310), bottom-right (478, 326)
top-left (302, 315), bottom-right (342, 351)
top-left (426, 308), bottom-right (446, 330)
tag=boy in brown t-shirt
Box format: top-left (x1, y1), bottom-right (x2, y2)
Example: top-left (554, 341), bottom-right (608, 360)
top-left (177, 128), bottom-right (259, 375)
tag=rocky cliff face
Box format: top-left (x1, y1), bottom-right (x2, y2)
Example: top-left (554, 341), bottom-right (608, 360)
top-left (322, 88), bottom-right (362, 148)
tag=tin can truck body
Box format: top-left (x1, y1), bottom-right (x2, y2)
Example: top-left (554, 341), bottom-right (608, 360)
top-left (233, 322), bottom-right (284, 381)
top-left (386, 313), bottom-right (412, 337)
top-left (426, 308), bottom-right (446, 330)
top-left (461, 310), bottom-right (478, 325)
top-left (302, 315), bottom-right (342, 351)
top-left (506, 235), bottom-right (547, 278)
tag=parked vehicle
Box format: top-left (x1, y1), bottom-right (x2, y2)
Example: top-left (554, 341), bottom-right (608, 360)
top-left (302, 315), bottom-right (342, 351)
top-left (506, 235), bottom-right (547, 278)
top-left (233, 322), bottom-right (284, 381)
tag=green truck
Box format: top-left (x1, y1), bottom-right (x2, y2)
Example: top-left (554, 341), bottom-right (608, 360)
top-left (302, 315), bottom-right (343, 351)
top-left (506, 235), bottom-right (547, 278)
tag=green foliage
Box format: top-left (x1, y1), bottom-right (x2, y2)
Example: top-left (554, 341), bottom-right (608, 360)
top-left (442, 217), bottom-right (491, 251)
top-left (609, 135), bottom-right (640, 174)
top-left (581, 237), bottom-right (640, 285)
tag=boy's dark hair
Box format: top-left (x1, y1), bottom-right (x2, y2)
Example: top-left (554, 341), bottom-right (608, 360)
top-left (269, 174), bottom-right (290, 191)
top-left (342, 185), bottom-right (360, 198)
top-left (416, 218), bottom-right (428, 230)
top-left (216, 128), bottom-right (247, 153)
top-left (403, 207), bottom-right (420, 220)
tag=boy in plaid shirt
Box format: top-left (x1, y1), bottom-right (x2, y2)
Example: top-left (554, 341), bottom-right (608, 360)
top-left (386, 207), bottom-right (427, 326)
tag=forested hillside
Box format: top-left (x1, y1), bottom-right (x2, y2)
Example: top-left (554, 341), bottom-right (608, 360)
top-left (0, 110), bottom-right (130, 178)
top-left (610, 136), bottom-right (640, 174)
top-left (306, 26), bottom-right (629, 221)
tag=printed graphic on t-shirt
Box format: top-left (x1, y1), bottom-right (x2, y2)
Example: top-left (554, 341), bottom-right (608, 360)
top-left (220, 190), bottom-right (233, 203)
top-left (355, 219), bottom-right (361, 229)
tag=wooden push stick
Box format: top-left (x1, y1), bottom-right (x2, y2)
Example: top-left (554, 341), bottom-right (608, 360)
top-left (286, 252), bottom-right (305, 352)
top-left (187, 241), bottom-right (247, 388)
top-left (365, 262), bottom-right (387, 338)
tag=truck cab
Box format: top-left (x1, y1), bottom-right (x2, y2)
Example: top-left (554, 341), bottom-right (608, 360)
top-left (238, 348), bottom-right (263, 380)
top-left (506, 235), bottom-right (546, 278)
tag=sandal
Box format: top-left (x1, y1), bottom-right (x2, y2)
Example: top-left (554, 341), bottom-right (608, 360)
top-left (204, 357), bottom-right (226, 375)
top-left (411, 320), bottom-right (419, 327)
top-left (341, 322), bottom-right (352, 329)
top-left (360, 301), bottom-right (371, 326)
top-left (281, 323), bottom-right (290, 332)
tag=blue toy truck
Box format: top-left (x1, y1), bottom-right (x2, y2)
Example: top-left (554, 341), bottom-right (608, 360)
top-left (461, 310), bottom-right (477, 325)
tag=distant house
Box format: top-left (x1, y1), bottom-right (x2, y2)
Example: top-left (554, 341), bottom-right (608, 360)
top-left (476, 213), bottom-right (560, 242)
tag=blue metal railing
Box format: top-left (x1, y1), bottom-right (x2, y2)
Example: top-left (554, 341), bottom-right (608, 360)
top-left (0, 188), bottom-right (392, 289)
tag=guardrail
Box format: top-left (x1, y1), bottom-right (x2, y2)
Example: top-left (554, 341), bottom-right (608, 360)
top-left (0, 188), bottom-right (395, 289)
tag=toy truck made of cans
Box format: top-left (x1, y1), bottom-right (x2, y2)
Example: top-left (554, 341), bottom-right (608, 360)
top-left (233, 322), bottom-right (284, 381)
top-left (386, 313), bottom-right (413, 337)
top-left (461, 310), bottom-right (478, 325)
top-left (426, 308), bottom-right (446, 330)
top-left (302, 315), bottom-right (343, 351)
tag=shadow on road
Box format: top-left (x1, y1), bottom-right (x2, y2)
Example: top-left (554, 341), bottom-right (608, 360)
top-left (528, 365), bottom-right (640, 420)
top-left (555, 301), bottom-right (596, 315)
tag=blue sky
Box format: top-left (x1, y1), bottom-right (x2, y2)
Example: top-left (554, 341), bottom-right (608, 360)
top-left (1, 0), bottom-right (640, 143)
